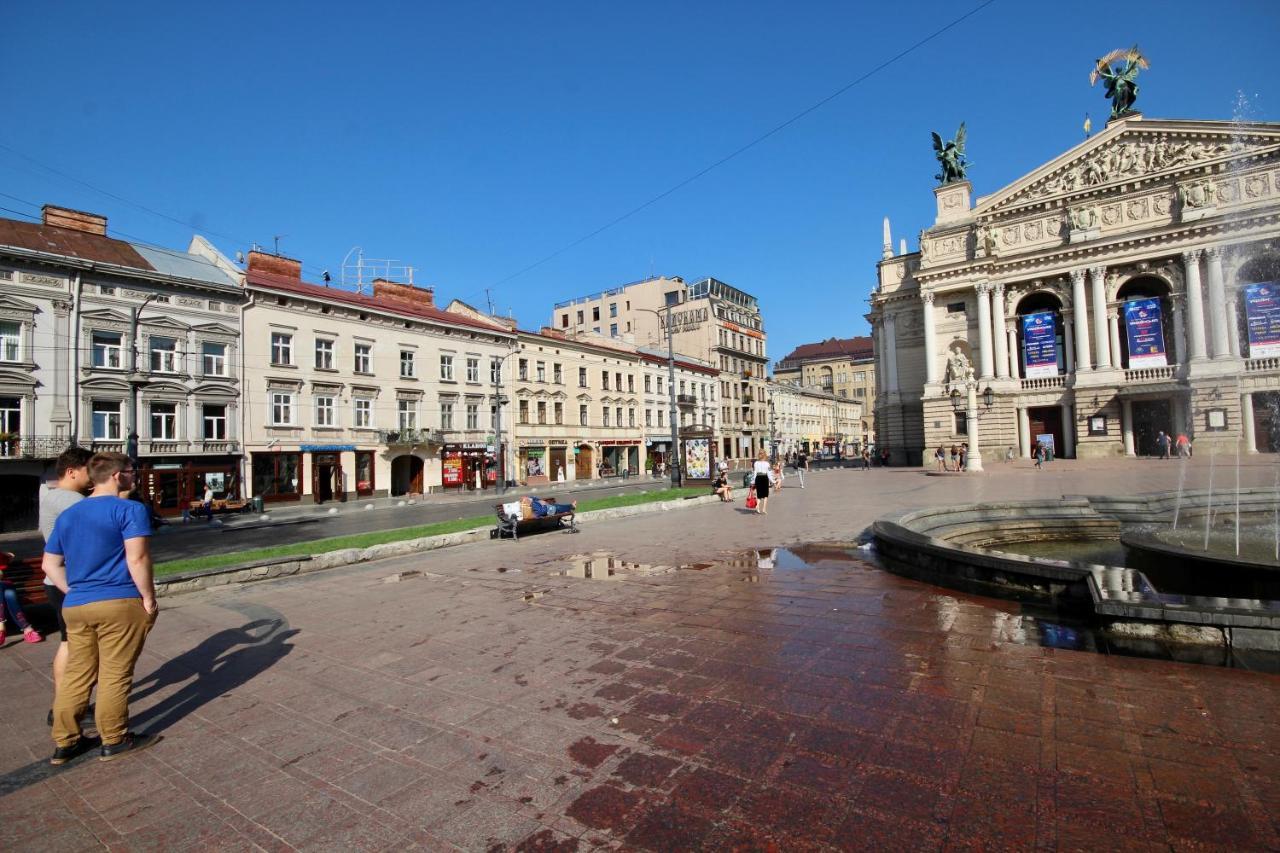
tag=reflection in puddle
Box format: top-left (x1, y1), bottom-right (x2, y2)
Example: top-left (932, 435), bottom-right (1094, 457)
top-left (553, 547), bottom-right (863, 581)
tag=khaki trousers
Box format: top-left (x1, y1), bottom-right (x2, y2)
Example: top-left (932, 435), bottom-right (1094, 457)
top-left (52, 598), bottom-right (154, 747)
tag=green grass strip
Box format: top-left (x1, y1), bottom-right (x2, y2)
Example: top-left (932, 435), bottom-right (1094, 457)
top-left (155, 486), bottom-right (707, 577)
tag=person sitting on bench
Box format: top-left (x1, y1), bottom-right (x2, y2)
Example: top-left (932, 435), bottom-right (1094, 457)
top-left (530, 497), bottom-right (577, 517)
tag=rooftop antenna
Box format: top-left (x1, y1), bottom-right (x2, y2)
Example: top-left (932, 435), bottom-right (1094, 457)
top-left (273, 234), bottom-right (286, 255)
top-left (485, 288), bottom-right (495, 315)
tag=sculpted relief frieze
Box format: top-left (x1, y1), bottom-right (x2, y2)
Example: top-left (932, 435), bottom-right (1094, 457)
top-left (1026, 138), bottom-right (1246, 201)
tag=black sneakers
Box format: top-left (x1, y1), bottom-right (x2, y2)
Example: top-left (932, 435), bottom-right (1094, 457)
top-left (49, 737), bottom-right (100, 766)
top-left (99, 733), bottom-right (162, 762)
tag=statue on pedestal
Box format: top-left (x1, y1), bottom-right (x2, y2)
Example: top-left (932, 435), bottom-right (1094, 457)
top-left (1090, 46), bottom-right (1149, 119)
top-left (932, 123), bottom-right (969, 185)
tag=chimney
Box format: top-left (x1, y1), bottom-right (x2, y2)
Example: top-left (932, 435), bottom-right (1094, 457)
top-left (42, 205), bottom-right (107, 236)
top-left (373, 278), bottom-right (435, 308)
top-left (246, 250), bottom-right (302, 280)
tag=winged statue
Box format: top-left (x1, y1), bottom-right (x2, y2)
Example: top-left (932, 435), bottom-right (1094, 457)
top-left (1090, 46), bottom-right (1149, 119)
top-left (932, 123), bottom-right (969, 185)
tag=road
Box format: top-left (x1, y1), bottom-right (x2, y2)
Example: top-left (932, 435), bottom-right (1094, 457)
top-left (4, 477), bottom-right (671, 563)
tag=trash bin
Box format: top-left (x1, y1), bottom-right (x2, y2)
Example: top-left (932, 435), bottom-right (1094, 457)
top-left (251, 495), bottom-right (264, 514)
top-left (741, 472), bottom-right (753, 489)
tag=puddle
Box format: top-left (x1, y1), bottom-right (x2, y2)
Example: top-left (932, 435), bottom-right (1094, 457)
top-left (549, 547), bottom-right (864, 580)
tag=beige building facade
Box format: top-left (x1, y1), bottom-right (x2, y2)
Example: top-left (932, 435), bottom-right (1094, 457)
top-left (774, 336), bottom-right (876, 447)
top-left (552, 274), bottom-right (769, 464)
top-left (870, 115), bottom-right (1280, 466)
top-left (769, 381), bottom-right (863, 458)
top-left (241, 252), bottom-right (516, 503)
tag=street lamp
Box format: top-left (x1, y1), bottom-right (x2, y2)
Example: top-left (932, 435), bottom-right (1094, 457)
top-left (637, 303), bottom-right (681, 488)
top-left (949, 381), bottom-right (994, 472)
top-left (491, 346), bottom-right (518, 495)
top-left (128, 292), bottom-right (162, 463)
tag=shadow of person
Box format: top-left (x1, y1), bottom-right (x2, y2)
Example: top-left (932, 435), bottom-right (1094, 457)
top-left (128, 616), bottom-right (299, 735)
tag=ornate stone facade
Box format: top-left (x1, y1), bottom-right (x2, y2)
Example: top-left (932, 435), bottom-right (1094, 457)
top-left (869, 116), bottom-right (1280, 465)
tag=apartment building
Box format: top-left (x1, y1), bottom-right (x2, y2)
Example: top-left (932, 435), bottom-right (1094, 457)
top-left (241, 252), bottom-right (516, 503)
top-left (774, 336), bottom-right (876, 447)
top-left (0, 204), bottom-right (243, 524)
top-left (552, 274), bottom-right (769, 464)
top-left (769, 381), bottom-right (864, 457)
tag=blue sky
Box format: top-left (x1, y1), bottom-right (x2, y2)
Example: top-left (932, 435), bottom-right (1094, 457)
top-left (3, 1), bottom-right (1277, 363)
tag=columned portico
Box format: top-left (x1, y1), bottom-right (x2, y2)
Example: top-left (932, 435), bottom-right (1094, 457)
top-left (992, 284), bottom-right (1009, 379)
top-left (1090, 265), bottom-right (1111, 369)
top-left (975, 282), bottom-right (994, 379)
top-left (1171, 296), bottom-right (1187, 374)
top-left (1064, 318), bottom-right (1075, 374)
top-left (1006, 324), bottom-right (1018, 378)
top-left (883, 314), bottom-right (899, 392)
top-left (922, 291), bottom-right (938, 384)
top-left (1121, 399), bottom-right (1135, 456)
top-left (1016, 406), bottom-right (1030, 458)
top-left (1206, 247), bottom-right (1230, 359)
top-left (1242, 393), bottom-right (1257, 453)
top-left (1070, 269), bottom-right (1092, 372)
top-left (1183, 249), bottom-right (1208, 361)
top-left (1107, 310), bottom-right (1122, 372)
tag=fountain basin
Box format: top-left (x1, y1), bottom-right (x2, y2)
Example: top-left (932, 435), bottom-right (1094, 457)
top-left (872, 489), bottom-right (1280, 651)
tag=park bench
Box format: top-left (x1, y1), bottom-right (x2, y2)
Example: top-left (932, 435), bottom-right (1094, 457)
top-left (186, 497), bottom-right (251, 515)
top-left (494, 497), bottom-right (578, 540)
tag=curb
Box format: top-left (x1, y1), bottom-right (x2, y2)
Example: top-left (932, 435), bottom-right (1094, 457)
top-left (156, 493), bottom-right (722, 598)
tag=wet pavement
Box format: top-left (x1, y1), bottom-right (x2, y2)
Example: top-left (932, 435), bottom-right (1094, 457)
top-left (1, 462), bottom-right (1278, 850)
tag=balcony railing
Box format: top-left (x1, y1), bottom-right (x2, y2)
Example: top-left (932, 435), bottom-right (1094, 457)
top-left (676, 394), bottom-right (698, 408)
top-left (1019, 376), bottom-right (1066, 390)
top-left (1246, 357), bottom-right (1280, 374)
top-left (0, 435), bottom-right (75, 460)
top-left (377, 428), bottom-right (441, 446)
top-left (1123, 365), bottom-right (1177, 383)
top-left (741, 394), bottom-right (755, 405)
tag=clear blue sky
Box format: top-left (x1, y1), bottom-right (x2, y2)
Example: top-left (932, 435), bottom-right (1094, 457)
top-left (3, 1), bottom-right (1277, 364)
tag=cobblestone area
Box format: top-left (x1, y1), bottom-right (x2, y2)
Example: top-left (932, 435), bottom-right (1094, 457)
top-left (1, 460), bottom-right (1277, 850)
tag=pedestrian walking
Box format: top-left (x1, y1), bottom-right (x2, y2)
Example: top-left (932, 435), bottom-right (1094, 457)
top-left (201, 483), bottom-right (215, 520)
top-left (861, 446), bottom-right (871, 470)
top-left (43, 452), bottom-right (161, 765)
top-left (1005, 445), bottom-right (1014, 463)
top-left (1156, 431), bottom-right (1170, 459)
top-left (752, 451), bottom-right (772, 515)
top-left (959, 443), bottom-right (968, 471)
top-left (38, 446), bottom-right (94, 724)
top-left (1175, 433), bottom-right (1190, 458)
top-left (1034, 444), bottom-right (1044, 469)
top-left (948, 444), bottom-right (958, 472)
top-left (0, 551), bottom-right (45, 646)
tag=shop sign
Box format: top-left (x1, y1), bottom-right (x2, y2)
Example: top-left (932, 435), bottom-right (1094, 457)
top-left (1021, 311), bottom-right (1058, 378)
top-left (1244, 281), bottom-right (1280, 357)
top-left (659, 305), bottom-right (709, 333)
top-left (1122, 298), bottom-right (1167, 368)
top-left (301, 444), bottom-right (356, 452)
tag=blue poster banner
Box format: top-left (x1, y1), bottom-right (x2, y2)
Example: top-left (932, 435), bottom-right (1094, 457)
top-left (1244, 281), bottom-right (1280, 358)
top-left (1122, 298), bottom-right (1167, 368)
top-left (1021, 311), bottom-right (1057, 378)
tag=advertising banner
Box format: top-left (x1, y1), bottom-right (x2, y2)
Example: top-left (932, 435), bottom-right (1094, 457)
top-left (1244, 281), bottom-right (1280, 358)
top-left (1021, 312), bottom-right (1058, 378)
top-left (442, 452), bottom-right (463, 486)
top-left (1122, 298), bottom-right (1168, 368)
top-left (683, 437), bottom-right (710, 479)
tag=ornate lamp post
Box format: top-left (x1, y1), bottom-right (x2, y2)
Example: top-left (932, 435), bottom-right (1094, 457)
top-left (949, 380), bottom-right (994, 472)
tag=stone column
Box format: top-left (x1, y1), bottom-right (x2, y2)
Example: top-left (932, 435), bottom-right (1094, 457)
top-left (922, 291), bottom-right (938, 384)
top-left (1017, 406), bottom-right (1030, 458)
top-left (975, 282), bottom-right (994, 379)
top-left (1108, 311), bottom-right (1123, 371)
top-left (50, 299), bottom-right (73, 432)
top-left (1064, 318), bottom-right (1075, 374)
top-left (1242, 392), bottom-right (1257, 453)
top-left (1070, 269), bottom-right (1092, 371)
top-left (965, 383), bottom-right (984, 471)
top-left (1006, 326), bottom-right (1019, 379)
top-left (992, 284), bottom-right (1009, 379)
top-left (1091, 266), bottom-right (1111, 369)
top-left (1206, 247), bottom-right (1230, 359)
top-left (1061, 403), bottom-right (1074, 458)
top-left (884, 313), bottom-right (899, 392)
top-left (1182, 249), bottom-right (1208, 361)
top-left (1226, 289), bottom-right (1241, 358)
top-left (1170, 296), bottom-right (1187, 370)
top-left (1121, 399), bottom-right (1135, 456)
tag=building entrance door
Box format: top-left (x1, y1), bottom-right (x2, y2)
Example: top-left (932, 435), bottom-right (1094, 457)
top-left (1026, 406), bottom-right (1064, 458)
top-left (1131, 399), bottom-right (1172, 457)
top-left (1253, 392), bottom-right (1280, 452)
top-left (575, 446), bottom-right (593, 480)
top-left (312, 453), bottom-right (344, 503)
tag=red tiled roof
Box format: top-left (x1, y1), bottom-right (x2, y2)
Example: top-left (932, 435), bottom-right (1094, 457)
top-left (0, 217), bottom-right (153, 270)
top-left (777, 336), bottom-right (873, 364)
top-left (246, 271), bottom-right (513, 334)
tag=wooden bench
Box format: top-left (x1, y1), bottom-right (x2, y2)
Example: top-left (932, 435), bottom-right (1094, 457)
top-left (494, 498), bottom-right (578, 540)
top-left (187, 497), bottom-right (251, 515)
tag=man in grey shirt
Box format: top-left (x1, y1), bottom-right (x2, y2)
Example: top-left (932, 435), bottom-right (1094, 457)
top-left (39, 447), bottom-right (94, 724)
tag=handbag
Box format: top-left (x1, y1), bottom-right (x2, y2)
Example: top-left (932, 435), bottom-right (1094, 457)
top-left (745, 487), bottom-right (758, 509)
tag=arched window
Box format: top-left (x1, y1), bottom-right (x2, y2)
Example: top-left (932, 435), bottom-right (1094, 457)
top-left (1115, 276), bottom-right (1173, 369)
top-left (1014, 292), bottom-right (1065, 378)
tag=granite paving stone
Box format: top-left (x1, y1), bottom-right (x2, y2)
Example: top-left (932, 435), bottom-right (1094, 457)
top-left (1, 462), bottom-right (1277, 850)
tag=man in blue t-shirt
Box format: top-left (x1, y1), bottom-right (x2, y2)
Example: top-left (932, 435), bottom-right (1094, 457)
top-left (43, 452), bottom-right (161, 765)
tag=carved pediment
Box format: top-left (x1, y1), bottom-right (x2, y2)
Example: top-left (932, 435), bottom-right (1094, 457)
top-left (81, 308), bottom-right (133, 325)
top-left (80, 376), bottom-right (133, 392)
top-left (0, 295), bottom-right (38, 316)
top-left (139, 315), bottom-right (192, 333)
top-left (0, 368), bottom-right (37, 388)
top-left (978, 120), bottom-right (1280, 215)
top-left (191, 322), bottom-right (238, 336)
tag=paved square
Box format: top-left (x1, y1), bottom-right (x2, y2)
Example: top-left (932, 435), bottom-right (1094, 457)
top-left (2, 460), bottom-right (1278, 850)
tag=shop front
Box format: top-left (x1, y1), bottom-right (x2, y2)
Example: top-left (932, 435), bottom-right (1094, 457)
top-left (251, 450), bottom-right (302, 502)
top-left (443, 443), bottom-right (498, 490)
top-left (598, 439), bottom-right (640, 477)
top-left (645, 437), bottom-right (672, 474)
top-left (142, 454), bottom-right (242, 517)
top-left (573, 443), bottom-right (594, 480)
top-left (518, 443), bottom-right (548, 486)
